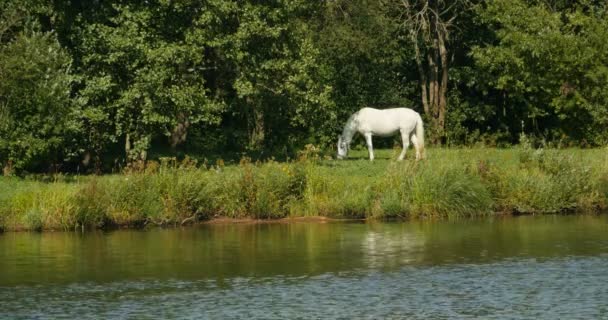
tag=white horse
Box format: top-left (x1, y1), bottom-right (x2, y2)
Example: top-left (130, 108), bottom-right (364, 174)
top-left (337, 107), bottom-right (425, 161)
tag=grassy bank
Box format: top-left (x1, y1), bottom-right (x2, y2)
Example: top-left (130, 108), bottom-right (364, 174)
top-left (1, 147), bottom-right (607, 231)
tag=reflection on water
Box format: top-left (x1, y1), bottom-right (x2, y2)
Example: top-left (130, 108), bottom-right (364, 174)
top-left (1, 215), bottom-right (608, 318)
top-left (362, 224), bottom-right (426, 268)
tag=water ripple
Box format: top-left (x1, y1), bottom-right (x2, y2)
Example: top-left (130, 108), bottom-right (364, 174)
top-left (2, 256), bottom-right (608, 319)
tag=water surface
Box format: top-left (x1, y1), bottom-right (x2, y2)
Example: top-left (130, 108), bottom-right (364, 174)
top-left (1, 215), bottom-right (608, 319)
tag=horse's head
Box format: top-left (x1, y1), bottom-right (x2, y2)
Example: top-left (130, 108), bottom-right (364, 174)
top-left (337, 136), bottom-right (348, 159)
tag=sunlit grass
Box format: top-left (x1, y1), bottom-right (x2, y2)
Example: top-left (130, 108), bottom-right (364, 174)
top-left (1, 147), bottom-right (607, 231)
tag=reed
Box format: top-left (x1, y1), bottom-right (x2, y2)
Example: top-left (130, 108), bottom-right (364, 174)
top-left (0, 147), bottom-right (606, 231)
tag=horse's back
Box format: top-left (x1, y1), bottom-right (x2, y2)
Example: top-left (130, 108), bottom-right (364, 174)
top-left (358, 107), bottom-right (420, 119)
top-left (358, 107), bottom-right (420, 123)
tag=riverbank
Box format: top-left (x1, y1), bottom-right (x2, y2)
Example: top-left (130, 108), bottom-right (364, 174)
top-left (1, 147), bottom-right (607, 231)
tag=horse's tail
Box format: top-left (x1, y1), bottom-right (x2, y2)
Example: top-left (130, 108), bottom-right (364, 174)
top-left (415, 115), bottom-right (425, 160)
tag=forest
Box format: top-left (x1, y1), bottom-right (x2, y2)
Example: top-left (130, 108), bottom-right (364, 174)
top-left (1, 0), bottom-right (608, 174)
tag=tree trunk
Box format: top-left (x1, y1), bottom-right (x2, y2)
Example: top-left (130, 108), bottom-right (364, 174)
top-left (414, 41), bottom-right (430, 115)
top-left (395, 0), bottom-right (463, 146)
top-left (170, 112), bottom-right (190, 149)
top-left (428, 51), bottom-right (437, 111)
top-left (125, 133), bottom-right (132, 159)
top-left (437, 32), bottom-right (449, 143)
top-left (2, 160), bottom-right (13, 176)
top-left (422, 38), bottom-right (446, 145)
top-left (248, 100), bottom-right (265, 149)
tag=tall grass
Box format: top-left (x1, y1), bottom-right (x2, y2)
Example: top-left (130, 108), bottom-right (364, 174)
top-left (484, 147), bottom-right (607, 213)
top-left (0, 178), bottom-right (79, 231)
top-left (381, 161), bottom-right (493, 218)
top-left (0, 147), bottom-right (606, 231)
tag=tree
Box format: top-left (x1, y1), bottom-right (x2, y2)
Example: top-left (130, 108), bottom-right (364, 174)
top-left (471, 0), bottom-right (608, 145)
top-left (309, 0), bottom-right (414, 148)
top-left (187, 0), bottom-right (333, 151)
top-left (0, 2), bottom-right (76, 174)
top-left (390, 0), bottom-right (471, 143)
top-left (65, 1), bottom-right (225, 163)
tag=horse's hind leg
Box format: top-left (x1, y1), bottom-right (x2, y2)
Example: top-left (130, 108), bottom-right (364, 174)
top-left (398, 130), bottom-right (410, 161)
top-left (364, 133), bottom-right (374, 161)
top-left (411, 134), bottom-right (421, 161)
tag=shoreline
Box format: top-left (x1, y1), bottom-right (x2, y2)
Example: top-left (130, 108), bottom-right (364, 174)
top-left (3, 211), bottom-right (604, 233)
top-left (200, 215), bottom-right (362, 225)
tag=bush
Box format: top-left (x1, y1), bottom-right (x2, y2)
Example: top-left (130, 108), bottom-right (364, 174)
top-left (238, 160), bottom-right (308, 218)
top-left (487, 148), bottom-right (603, 213)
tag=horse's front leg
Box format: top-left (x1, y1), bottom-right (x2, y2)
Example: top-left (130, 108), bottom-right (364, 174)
top-left (364, 133), bottom-right (374, 161)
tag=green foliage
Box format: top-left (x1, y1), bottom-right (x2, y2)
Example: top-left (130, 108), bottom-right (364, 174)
top-left (471, 0), bottom-right (608, 145)
top-left (72, 1), bottom-right (225, 162)
top-left (1, 0), bottom-right (608, 173)
top-left (0, 3), bottom-right (76, 173)
top-left (186, 0), bottom-right (334, 149)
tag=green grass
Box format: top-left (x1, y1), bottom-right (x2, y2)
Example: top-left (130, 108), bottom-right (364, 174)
top-left (1, 147), bottom-right (607, 231)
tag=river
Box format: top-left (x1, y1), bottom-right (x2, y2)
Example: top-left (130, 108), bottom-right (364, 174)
top-left (1, 215), bottom-right (608, 319)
